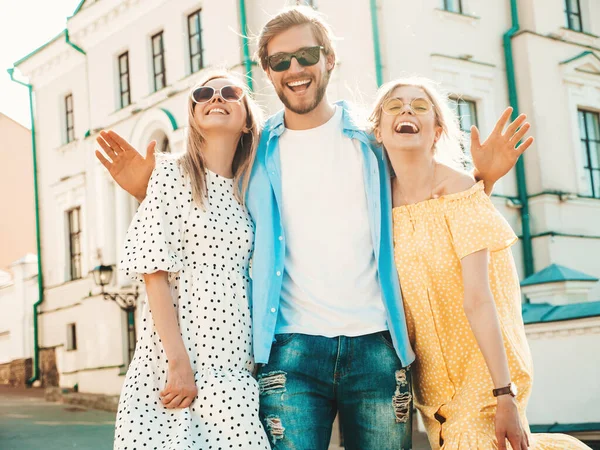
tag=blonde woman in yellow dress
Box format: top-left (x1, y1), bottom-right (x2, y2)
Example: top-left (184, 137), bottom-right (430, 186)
top-left (369, 77), bottom-right (591, 450)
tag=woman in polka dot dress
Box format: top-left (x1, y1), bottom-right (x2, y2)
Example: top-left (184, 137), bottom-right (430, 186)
top-left (106, 72), bottom-right (270, 449)
top-left (369, 77), bottom-right (590, 450)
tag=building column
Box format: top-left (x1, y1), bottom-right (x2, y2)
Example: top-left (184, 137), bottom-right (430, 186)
top-left (94, 168), bottom-right (117, 267)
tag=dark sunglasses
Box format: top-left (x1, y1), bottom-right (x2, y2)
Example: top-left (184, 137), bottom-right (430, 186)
top-left (267, 46), bottom-right (324, 72)
top-left (191, 85), bottom-right (245, 103)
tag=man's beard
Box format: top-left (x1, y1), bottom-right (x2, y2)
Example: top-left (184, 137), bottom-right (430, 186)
top-left (276, 70), bottom-right (331, 115)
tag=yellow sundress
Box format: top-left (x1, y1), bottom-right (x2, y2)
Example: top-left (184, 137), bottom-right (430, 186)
top-left (392, 181), bottom-right (590, 450)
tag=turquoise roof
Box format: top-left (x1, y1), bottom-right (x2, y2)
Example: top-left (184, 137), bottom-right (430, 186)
top-left (520, 264), bottom-right (598, 287)
top-left (530, 422), bottom-right (600, 433)
top-left (522, 301), bottom-right (600, 324)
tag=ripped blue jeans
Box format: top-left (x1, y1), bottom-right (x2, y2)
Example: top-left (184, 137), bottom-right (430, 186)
top-left (257, 331), bottom-right (412, 450)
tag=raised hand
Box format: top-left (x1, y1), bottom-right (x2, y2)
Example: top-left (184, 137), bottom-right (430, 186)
top-left (470, 107), bottom-right (534, 194)
top-left (95, 130), bottom-right (156, 202)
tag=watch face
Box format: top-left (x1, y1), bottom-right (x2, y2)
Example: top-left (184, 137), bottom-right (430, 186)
top-left (510, 383), bottom-right (518, 397)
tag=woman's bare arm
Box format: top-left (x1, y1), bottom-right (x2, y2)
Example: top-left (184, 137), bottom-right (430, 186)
top-left (461, 250), bottom-right (528, 450)
top-left (144, 271), bottom-right (197, 409)
top-left (143, 271), bottom-right (188, 365)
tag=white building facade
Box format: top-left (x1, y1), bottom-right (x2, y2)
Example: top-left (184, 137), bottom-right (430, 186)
top-left (0, 255), bottom-right (38, 367)
top-left (11, 0), bottom-right (600, 447)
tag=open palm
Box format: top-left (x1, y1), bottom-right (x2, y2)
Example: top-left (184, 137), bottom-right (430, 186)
top-left (470, 107), bottom-right (534, 191)
top-left (95, 130), bottom-right (156, 202)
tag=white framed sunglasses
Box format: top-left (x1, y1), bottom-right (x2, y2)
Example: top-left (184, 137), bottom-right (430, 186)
top-left (191, 85), bottom-right (245, 104)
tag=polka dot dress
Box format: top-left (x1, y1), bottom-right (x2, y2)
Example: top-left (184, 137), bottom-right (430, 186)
top-left (393, 181), bottom-right (590, 450)
top-left (114, 159), bottom-right (269, 450)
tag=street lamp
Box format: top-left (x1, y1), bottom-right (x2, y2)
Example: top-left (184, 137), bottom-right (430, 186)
top-left (92, 264), bottom-right (113, 287)
top-left (92, 265), bottom-right (139, 365)
top-left (92, 265), bottom-right (139, 310)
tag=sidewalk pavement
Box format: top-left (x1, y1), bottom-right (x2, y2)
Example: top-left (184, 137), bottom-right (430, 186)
top-left (0, 386), bottom-right (115, 450)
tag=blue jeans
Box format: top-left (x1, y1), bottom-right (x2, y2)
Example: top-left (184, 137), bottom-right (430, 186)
top-left (257, 331), bottom-right (413, 450)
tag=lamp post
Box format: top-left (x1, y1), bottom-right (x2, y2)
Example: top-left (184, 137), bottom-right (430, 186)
top-left (92, 265), bottom-right (139, 366)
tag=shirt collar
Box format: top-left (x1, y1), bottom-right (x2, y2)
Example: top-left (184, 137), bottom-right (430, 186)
top-left (264, 100), bottom-right (365, 136)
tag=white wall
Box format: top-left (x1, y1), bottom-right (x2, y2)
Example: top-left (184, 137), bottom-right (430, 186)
top-left (40, 281), bottom-right (130, 394)
top-left (526, 318), bottom-right (600, 424)
top-left (0, 256), bottom-right (37, 365)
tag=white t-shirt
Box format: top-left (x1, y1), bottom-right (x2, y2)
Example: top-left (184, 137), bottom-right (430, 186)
top-left (275, 106), bottom-right (388, 337)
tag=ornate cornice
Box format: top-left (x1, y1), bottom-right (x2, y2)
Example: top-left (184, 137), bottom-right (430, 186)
top-left (525, 316), bottom-right (600, 339)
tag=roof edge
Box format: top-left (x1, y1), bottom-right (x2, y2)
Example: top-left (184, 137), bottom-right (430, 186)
top-left (559, 50), bottom-right (600, 66)
top-left (521, 276), bottom-right (598, 287)
top-left (0, 112), bottom-right (31, 132)
top-left (70, 0), bottom-right (87, 17)
top-left (13, 30), bottom-right (66, 68)
top-left (530, 422), bottom-right (600, 433)
top-left (523, 301), bottom-right (600, 325)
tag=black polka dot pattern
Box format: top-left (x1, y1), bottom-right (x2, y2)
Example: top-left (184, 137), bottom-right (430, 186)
top-left (115, 160), bottom-right (269, 449)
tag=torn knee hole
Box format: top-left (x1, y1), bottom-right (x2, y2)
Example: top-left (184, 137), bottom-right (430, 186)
top-left (265, 415), bottom-right (285, 444)
top-left (393, 391), bottom-right (412, 423)
top-left (258, 370), bottom-right (287, 395)
top-left (393, 369), bottom-right (411, 423)
top-left (395, 369), bottom-right (408, 387)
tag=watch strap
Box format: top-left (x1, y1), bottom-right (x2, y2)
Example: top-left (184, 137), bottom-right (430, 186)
top-left (493, 384), bottom-right (515, 397)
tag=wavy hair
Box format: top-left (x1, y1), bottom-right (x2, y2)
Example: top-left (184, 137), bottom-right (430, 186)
top-left (368, 76), bottom-right (467, 170)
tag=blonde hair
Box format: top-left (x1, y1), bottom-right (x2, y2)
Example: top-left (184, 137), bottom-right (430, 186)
top-left (256, 6), bottom-right (336, 72)
top-left (178, 71), bottom-right (263, 206)
top-left (368, 76), bottom-right (467, 170)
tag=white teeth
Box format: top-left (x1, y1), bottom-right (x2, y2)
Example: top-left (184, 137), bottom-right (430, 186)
top-left (208, 108), bottom-right (227, 115)
top-left (395, 121), bottom-right (419, 133)
top-left (287, 79), bottom-right (311, 87)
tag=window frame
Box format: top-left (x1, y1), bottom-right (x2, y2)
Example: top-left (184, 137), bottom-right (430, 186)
top-left (187, 9), bottom-right (204, 74)
top-left (66, 323), bottom-right (77, 351)
top-left (578, 109), bottom-right (600, 198)
top-left (118, 51), bottom-right (131, 108)
top-left (564, 0), bottom-right (584, 32)
top-left (449, 96), bottom-right (479, 162)
top-left (67, 207), bottom-right (82, 281)
top-left (65, 94), bottom-right (75, 144)
top-left (441, 0), bottom-right (463, 14)
top-left (151, 31), bottom-right (166, 92)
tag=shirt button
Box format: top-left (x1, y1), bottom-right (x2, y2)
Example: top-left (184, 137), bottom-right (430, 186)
top-left (271, 308), bottom-right (276, 313)
top-left (278, 236), bottom-right (283, 241)
top-left (271, 171), bottom-right (275, 175)
top-left (276, 271), bottom-right (281, 276)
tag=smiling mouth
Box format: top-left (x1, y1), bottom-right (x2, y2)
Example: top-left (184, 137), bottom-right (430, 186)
top-left (286, 78), bottom-right (312, 93)
top-left (395, 122), bottom-right (419, 134)
top-left (206, 108), bottom-right (229, 116)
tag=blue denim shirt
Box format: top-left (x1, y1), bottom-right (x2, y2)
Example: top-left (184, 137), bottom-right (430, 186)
top-left (246, 100), bottom-right (416, 366)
